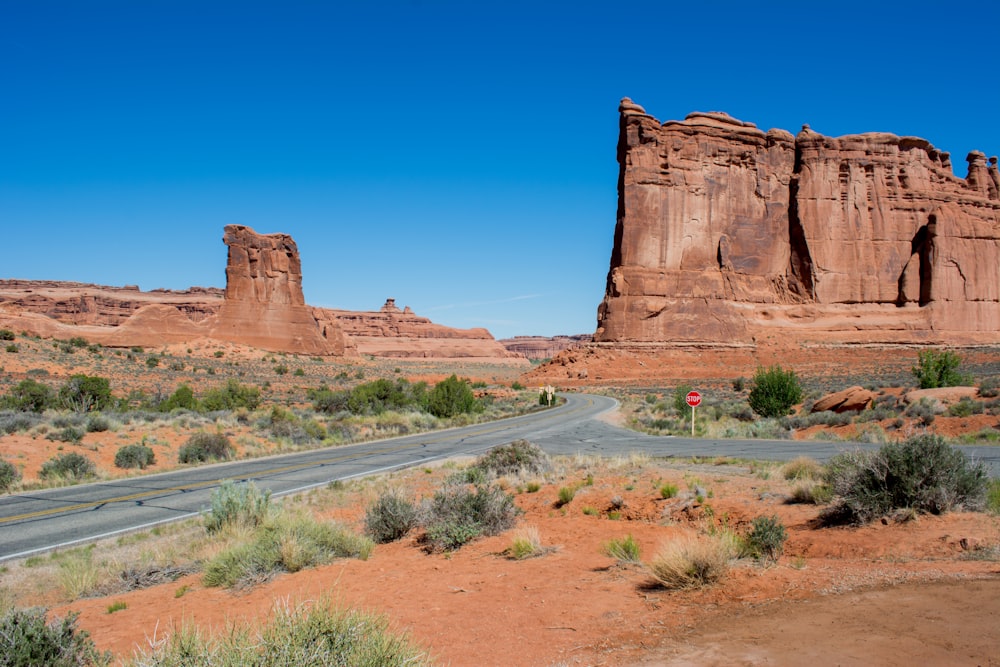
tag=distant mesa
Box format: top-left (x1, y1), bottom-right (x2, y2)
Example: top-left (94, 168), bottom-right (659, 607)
top-left (499, 335), bottom-right (592, 361)
top-left (0, 225), bottom-right (523, 362)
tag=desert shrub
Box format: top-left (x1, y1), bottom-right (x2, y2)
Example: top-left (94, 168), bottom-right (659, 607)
top-left (345, 378), bottom-right (419, 415)
top-left (114, 444), bottom-right (156, 470)
top-left (0, 607), bottom-right (110, 667)
top-left (203, 480), bottom-right (271, 534)
top-left (672, 383), bottom-right (694, 415)
top-left (912, 349), bottom-right (972, 389)
top-left (200, 379), bottom-right (260, 411)
top-left (178, 432), bottom-right (235, 464)
top-left (603, 534), bottom-right (642, 564)
top-left (740, 515), bottom-right (787, 564)
top-left (948, 398), bottom-right (983, 417)
top-left (979, 376), bottom-right (1000, 398)
top-left (40, 453), bottom-right (96, 481)
top-left (0, 411), bottom-right (42, 434)
top-left (203, 514), bottom-right (372, 589)
top-left (474, 439), bottom-right (550, 477)
top-left (2, 379), bottom-right (55, 413)
top-left (58, 374), bottom-right (113, 412)
top-left (660, 482), bottom-right (679, 499)
top-left (425, 375), bottom-right (480, 418)
top-left (0, 458), bottom-right (21, 492)
top-left (158, 384), bottom-right (198, 412)
top-left (0, 329), bottom-right (13, 341)
top-left (5, 344), bottom-right (17, 353)
top-left (422, 483), bottom-right (519, 551)
top-left (46, 426), bottom-right (84, 444)
top-left (507, 526), bottom-right (543, 560)
top-left (365, 490), bottom-right (418, 543)
top-left (987, 479), bottom-right (1000, 515)
top-left (648, 533), bottom-right (736, 589)
top-left (787, 483), bottom-right (834, 505)
top-left (904, 397), bottom-right (940, 425)
top-left (557, 486), bottom-right (576, 506)
top-left (127, 598), bottom-right (429, 666)
top-left (781, 456), bottom-right (823, 481)
top-left (84, 414), bottom-right (110, 433)
top-left (823, 434), bottom-right (989, 524)
top-left (310, 388), bottom-right (350, 414)
top-left (747, 365), bottom-right (802, 418)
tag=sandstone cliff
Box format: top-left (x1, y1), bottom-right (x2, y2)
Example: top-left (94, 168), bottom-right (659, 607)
top-left (596, 99), bottom-right (1000, 345)
top-left (499, 335), bottom-right (592, 360)
top-left (324, 299), bottom-right (525, 360)
top-left (208, 225), bottom-right (350, 355)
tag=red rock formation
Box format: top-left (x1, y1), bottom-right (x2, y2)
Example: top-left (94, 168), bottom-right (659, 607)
top-left (323, 299), bottom-right (525, 360)
top-left (499, 335), bottom-right (592, 360)
top-left (596, 99), bottom-right (1000, 345)
top-left (209, 225), bottom-right (350, 355)
top-left (811, 386), bottom-right (875, 413)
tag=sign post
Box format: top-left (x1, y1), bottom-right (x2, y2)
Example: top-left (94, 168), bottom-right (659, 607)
top-left (685, 391), bottom-right (702, 437)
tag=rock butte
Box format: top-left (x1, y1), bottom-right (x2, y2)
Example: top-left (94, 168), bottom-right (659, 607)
top-left (0, 226), bottom-right (522, 361)
top-left (597, 99), bottom-right (999, 346)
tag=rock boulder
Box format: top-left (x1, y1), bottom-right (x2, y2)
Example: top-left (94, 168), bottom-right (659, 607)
top-left (811, 386), bottom-right (876, 413)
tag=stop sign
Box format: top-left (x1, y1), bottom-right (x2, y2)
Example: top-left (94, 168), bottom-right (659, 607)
top-left (685, 391), bottom-right (702, 407)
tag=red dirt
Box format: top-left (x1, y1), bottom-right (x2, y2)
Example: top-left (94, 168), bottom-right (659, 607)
top-left (45, 459), bottom-right (1000, 666)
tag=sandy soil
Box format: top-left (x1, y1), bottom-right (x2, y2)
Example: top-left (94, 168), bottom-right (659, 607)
top-left (38, 457), bottom-right (1000, 666)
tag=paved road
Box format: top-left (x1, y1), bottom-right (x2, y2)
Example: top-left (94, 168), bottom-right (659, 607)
top-left (2, 393), bottom-right (997, 561)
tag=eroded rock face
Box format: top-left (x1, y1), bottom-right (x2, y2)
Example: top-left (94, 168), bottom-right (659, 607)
top-left (499, 335), bottom-right (592, 360)
top-left (210, 225), bottom-right (349, 355)
top-left (596, 99), bottom-right (1000, 344)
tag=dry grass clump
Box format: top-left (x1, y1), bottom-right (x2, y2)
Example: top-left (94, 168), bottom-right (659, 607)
top-left (648, 533), bottom-right (737, 589)
top-left (506, 525), bottom-right (545, 560)
top-left (781, 456), bottom-right (824, 481)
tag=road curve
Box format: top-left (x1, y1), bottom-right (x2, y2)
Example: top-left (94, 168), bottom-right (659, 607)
top-left (2, 393), bottom-right (997, 561)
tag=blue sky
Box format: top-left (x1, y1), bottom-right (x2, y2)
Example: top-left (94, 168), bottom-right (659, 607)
top-left (2, 1), bottom-right (997, 340)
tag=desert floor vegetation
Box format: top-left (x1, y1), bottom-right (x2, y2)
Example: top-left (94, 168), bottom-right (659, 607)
top-left (1, 441), bottom-right (997, 666)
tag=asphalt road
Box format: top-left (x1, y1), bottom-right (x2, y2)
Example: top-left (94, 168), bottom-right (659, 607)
top-left (2, 393), bottom-right (997, 561)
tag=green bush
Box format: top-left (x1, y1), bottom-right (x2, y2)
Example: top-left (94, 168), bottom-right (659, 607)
top-left (740, 515), bottom-right (787, 563)
top-left (203, 514), bottom-right (372, 589)
top-left (201, 379), bottom-right (260, 411)
top-left (673, 384), bottom-right (694, 415)
top-left (0, 607), bottom-right (110, 667)
top-left (979, 376), bottom-right (1000, 398)
top-left (47, 426), bottom-right (84, 444)
top-left (203, 480), bottom-right (271, 534)
top-left (603, 534), bottom-right (642, 563)
top-left (987, 479), bottom-right (1000, 515)
top-left (178, 432), bottom-right (235, 464)
top-left (365, 490), bottom-right (418, 543)
top-left (824, 434), bottom-right (989, 524)
top-left (659, 483), bottom-right (679, 499)
top-left (114, 444), bottom-right (156, 470)
top-left (912, 350), bottom-right (972, 389)
top-left (2, 379), bottom-right (55, 413)
top-left (0, 329), bottom-right (14, 341)
top-left (58, 375), bottom-right (113, 412)
top-left (556, 486), bottom-right (576, 506)
top-left (748, 365), bottom-right (802, 418)
top-left (0, 458), bottom-right (21, 492)
top-left (474, 440), bottom-right (550, 477)
top-left (423, 483), bottom-right (519, 551)
top-left (84, 414), bottom-right (110, 433)
top-left (159, 384), bottom-right (198, 412)
top-left (40, 453), bottom-right (96, 481)
top-left (425, 375), bottom-right (480, 418)
top-left (128, 598), bottom-right (429, 666)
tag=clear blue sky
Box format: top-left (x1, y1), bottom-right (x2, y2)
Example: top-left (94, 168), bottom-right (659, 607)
top-left (2, 1), bottom-right (997, 340)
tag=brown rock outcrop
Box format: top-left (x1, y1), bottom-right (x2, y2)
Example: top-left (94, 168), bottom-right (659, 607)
top-left (811, 386), bottom-right (875, 413)
top-left (209, 225), bottom-right (350, 355)
top-left (596, 99), bottom-right (1000, 345)
top-left (323, 299), bottom-right (525, 360)
top-left (499, 335), bottom-right (592, 360)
